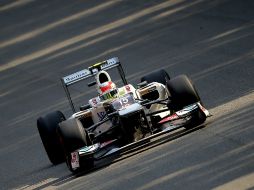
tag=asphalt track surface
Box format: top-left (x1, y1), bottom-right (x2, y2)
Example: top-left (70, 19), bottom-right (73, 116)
top-left (0, 0), bottom-right (254, 189)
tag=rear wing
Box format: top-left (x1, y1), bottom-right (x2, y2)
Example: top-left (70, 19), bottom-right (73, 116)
top-left (61, 57), bottom-right (128, 112)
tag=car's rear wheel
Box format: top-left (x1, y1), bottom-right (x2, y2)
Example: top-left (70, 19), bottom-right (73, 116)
top-left (58, 119), bottom-right (94, 173)
top-left (37, 111), bottom-right (66, 165)
top-left (141, 69), bottom-right (170, 85)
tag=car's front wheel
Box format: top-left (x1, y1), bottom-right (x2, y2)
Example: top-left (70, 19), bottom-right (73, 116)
top-left (37, 111), bottom-right (66, 165)
top-left (166, 75), bottom-right (206, 127)
top-left (166, 75), bottom-right (200, 110)
top-left (57, 118), bottom-right (94, 173)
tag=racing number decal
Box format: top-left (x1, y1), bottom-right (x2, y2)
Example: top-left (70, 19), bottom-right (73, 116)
top-left (112, 95), bottom-right (135, 110)
top-left (119, 97), bottom-right (128, 106)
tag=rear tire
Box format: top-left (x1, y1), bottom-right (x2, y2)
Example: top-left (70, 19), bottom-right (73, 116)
top-left (37, 111), bottom-right (66, 165)
top-left (141, 69), bottom-right (170, 85)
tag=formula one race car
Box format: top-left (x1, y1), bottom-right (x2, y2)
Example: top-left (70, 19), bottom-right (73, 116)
top-left (37, 57), bottom-right (210, 173)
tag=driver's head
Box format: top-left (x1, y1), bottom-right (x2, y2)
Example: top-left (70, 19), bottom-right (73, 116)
top-left (96, 71), bottom-right (118, 100)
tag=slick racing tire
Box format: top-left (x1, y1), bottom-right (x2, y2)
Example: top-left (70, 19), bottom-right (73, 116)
top-left (58, 119), bottom-right (94, 172)
top-left (166, 75), bottom-right (206, 128)
top-left (37, 111), bottom-right (66, 165)
top-left (166, 75), bottom-right (200, 110)
top-left (58, 119), bottom-right (89, 153)
top-left (141, 69), bottom-right (170, 85)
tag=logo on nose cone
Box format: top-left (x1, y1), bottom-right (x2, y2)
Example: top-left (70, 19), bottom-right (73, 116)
top-left (97, 111), bottom-right (106, 121)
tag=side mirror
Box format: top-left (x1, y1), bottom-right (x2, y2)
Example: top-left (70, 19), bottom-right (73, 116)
top-left (80, 104), bottom-right (91, 111)
top-left (88, 81), bottom-right (96, 87)
top-left (137, 81), bottom-right (148, 88)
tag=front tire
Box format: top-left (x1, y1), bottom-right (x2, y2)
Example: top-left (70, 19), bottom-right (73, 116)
top-left (166, 75), bottom-right (200, 110)
top-left (58, 119), bottom-right (93, 172)
top-left (166, 75), bottom-right (206, 128)
top-left (37, 111), bottom-right (66, 165)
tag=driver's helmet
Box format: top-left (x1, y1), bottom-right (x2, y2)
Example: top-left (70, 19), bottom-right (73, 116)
top-left (96, 71), bottom-right (118, 100)
top-left (98, 81), bottom-right (118, 100)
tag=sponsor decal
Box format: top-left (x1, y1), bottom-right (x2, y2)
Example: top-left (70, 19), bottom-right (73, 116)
top-left (92, 98), bottom-right (97, 105)
top-left (63, 69), bottom-right (90, 84)
top-left (159, 113), bottom-right (178, 124)
top-left (97, 111), bottom-right (106, 121)
top-left (101, 57), bottom-right (119, 69)
top-left (71, 152), bottom-right (80, 169)
top-left (125, 85), bottom-right (131, 92)
top-left (100, 140), bottom-right (116, 148)
top-left (92, 68), bottom-right (98, 74)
